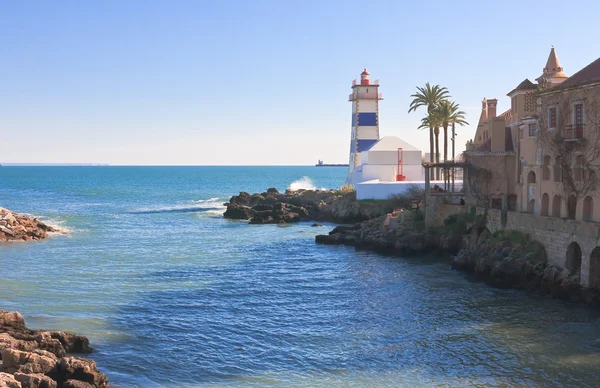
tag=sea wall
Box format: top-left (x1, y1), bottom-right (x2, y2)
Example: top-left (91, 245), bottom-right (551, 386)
top-left (484, 209), bottom-right (600, 287)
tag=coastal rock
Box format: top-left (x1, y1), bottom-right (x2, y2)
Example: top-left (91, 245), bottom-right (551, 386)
top-left (224, 188), bottom-right (387, 225)
top-left (0, 311), bottom-right (107, 387)
top-left (223, 204), bottom-right (255, 220)
top-left (0, 372), bottom-right (21, 388)
top-left (63, 381), bottom-right (94, 388)
top-left (0, 209), bottom-right (61, 242)
top-left (1, 349), bottom-right (57, 375)
top-left (13, 373), bottom-right (56, 388)
top-left (49, 358), bottom-right (108, 388)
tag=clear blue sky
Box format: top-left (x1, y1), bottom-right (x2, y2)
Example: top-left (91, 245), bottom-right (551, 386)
top-left (1, 0), bottom-right (599, 165)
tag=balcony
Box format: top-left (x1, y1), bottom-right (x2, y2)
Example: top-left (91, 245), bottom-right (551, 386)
top-left (351, 79), bottom-right (380, 87)
top-left (348, 92), bottom-right (383, 101)
top-left (563, 124), bottom-right (585, 141)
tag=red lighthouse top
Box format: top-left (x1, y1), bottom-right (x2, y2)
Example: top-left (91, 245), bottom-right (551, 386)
top-left (360, 68), bottom-right (370, 85)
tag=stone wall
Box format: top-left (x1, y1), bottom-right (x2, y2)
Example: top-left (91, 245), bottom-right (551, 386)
top-left (425, 195), bottom-right (469, 226)
top-left (484, 208), bottom-right (600, 287)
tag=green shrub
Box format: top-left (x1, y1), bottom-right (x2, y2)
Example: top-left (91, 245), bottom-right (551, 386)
top-left (387, 185), bottom-right (425, 210)
top-left (488, 230), bottom-right (530, 245)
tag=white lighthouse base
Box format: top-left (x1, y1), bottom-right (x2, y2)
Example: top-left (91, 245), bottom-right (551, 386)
top-left (355, 179), bottom-right (464, 200)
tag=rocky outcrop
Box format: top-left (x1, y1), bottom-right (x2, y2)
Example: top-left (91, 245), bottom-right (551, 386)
top-left (0, 209), bottom-right (63, 242)
top-left (224, 188), bottom-right (388, 224)
top-left (315, 213), bottom-right (463, 256)
top-left (0, 310), bottom-right (108, 388)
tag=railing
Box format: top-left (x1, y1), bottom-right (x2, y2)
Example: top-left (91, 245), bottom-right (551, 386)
top-left (348, 92), bottom-right (383, 101)
top-left (351, 79), bottom-right (380, 87)
top-left (563, 124), bottom-right (584, 140)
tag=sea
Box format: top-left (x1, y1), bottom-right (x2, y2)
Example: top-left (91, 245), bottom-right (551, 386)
top-left (1, 166), bottom-right (600, 387)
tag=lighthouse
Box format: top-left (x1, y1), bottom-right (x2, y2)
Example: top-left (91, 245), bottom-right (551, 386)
top-left (347, 68), bottom-right (382, 183)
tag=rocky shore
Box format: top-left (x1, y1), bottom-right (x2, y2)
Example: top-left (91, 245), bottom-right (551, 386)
top-left (0, 310), bottom-right (108, 388)
top-left (223, 188), bottom-right (388, 224)
top-left (0, 209), bottom-right (62, 242)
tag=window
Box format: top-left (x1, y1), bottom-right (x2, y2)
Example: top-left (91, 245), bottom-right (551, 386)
top-left (575, 103), bottom-right (584, 125)
top-left (549, 107), bottom-right (557, 128)
top-left (528, 124), bottom-right (537, 137)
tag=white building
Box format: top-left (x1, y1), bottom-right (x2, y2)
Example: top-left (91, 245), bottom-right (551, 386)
top-left (350, 136), bottom-right (425, 185)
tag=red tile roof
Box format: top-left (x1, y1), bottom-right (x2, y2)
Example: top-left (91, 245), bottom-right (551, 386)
top-left (559, 57), bottom-right (600, 88)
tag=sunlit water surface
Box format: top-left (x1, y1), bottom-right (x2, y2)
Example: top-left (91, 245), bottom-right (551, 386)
top-left (1, 166), bottom-right (600, 387)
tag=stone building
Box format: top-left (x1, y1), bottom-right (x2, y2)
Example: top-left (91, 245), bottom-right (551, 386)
top-left (463, 47), bottom-right (600, 287)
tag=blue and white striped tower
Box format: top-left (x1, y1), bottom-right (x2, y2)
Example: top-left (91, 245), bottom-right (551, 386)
top-left (347, 68), bottom-right (382, 183)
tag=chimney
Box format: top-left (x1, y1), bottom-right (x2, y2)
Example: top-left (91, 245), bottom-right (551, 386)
top-left (487, 98), bottom-right (498, 118)
top-left (479, 98), bottom-right (488, 122)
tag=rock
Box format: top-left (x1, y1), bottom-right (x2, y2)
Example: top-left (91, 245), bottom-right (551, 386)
top-left (63, 381), bottom-right (94, 388)
top-left (223, 204), bottom-right (255, 220)
top-left (33, 333), bottom-right (65, 358)
top-left (48, 332), bottom-right (91, 354)
top-left (1, 349), bottom-right (57, 375)
top-left (13, 373), bottom-right (56, 388)
top-left (0, 312), bottom-right (27, 332)
top-left (311, 223), bottom-right (323, 227)
top-left (49, 358), bottom-right (108, 388)
top-left (0, 372), bottom-right (21, 388)
top-left (0, 334), bottom-right (37, 354)
top-left (266, 188), bottom-right (279, 195)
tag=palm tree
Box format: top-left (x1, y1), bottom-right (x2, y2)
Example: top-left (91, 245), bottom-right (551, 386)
top-left (437, 100), bottom-right (468, 162)
top-left (408, 83), bottom-right (450, 166)
top-left (417, 110), bottom-right (443, 176)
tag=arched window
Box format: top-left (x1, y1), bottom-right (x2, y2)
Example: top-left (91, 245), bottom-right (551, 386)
top-left (566, 242), bottom-right (582, 273)
top-left (554, 156), bottom-right (563, 182)
top-left (568, 195), bottom-right (577, 220)
top-left (589, 247), bottom-right (600, 288)
top-left (583, 196), bottom-right (594, 222)
top-left (541, 193), bottom-right (549, 216)
top-left (552, 195), bottom-right (562, 217)
top-left (543, 156), bottom-right (551, 180)
top-left (574, 155), bottom-right (585, 181)
top-left (527, 171), bottom-right (536, 184)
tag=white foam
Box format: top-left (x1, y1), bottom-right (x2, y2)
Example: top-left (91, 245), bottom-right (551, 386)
top-left (288, 177), bottom-right (324, 191)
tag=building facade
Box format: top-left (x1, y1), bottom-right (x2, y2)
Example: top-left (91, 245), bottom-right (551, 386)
top-left (464, 48), bottom-right (600, 286)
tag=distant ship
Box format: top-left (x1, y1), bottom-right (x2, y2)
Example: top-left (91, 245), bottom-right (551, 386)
top-left (315, 159), bottom-right (349, 167)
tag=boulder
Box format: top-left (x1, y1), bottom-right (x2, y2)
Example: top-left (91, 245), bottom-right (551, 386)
top-left (1, 349), bottom-right (57, 375)
top-left (0, 312), bottom-right (27, 333)
top-left (63, 381), bottom-right (94, 388)
top-left (48, 332), bottom-right (91, 354)
top-left (223, 204), bottom-right (254, 220)
top-left (13, 373), bottom-right (56, 388)
top-left (0, 372), bottom-right (21, 388)
top-left (49, 358), bottom-right (108, 388)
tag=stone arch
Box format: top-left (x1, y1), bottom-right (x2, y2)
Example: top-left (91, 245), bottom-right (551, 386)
top-left (527, 170), bottom-right (536, 184)
top-left (566, 241), bottom-right (582, 273)
top-left (589, 247), bottom-right (600, 288)
top-left (527, 199), bottom-right (535, 214)
top-left (552, 195), bottom-right (562, 217)
top-left (583, 196), bottom-right (594, 222)
top-left (543, 155), bottom-right (551, 180)
top-left (541, 193), bottom-right (549, 216)
top-left (568, 195), bottom-right (577, 219)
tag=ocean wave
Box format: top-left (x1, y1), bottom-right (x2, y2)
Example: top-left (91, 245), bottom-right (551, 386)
top-left (129, 198), bottom-right (228, 215)
top-left (288, 177), bottom-right (326, 191)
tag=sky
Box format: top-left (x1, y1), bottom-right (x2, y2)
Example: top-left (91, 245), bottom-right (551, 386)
top-left (1, 0), bottom-right (600, 165)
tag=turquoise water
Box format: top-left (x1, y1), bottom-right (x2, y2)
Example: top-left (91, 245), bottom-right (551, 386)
top-left (1, 166), bottom-right (600, 387)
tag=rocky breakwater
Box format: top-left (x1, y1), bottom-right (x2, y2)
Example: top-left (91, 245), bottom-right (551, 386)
top-left (223, 188), bottom-right (388, 224)
top-left (0, 310), bottom-right (109, 388)
top-left (0, 209), bottom-right (61, 242)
